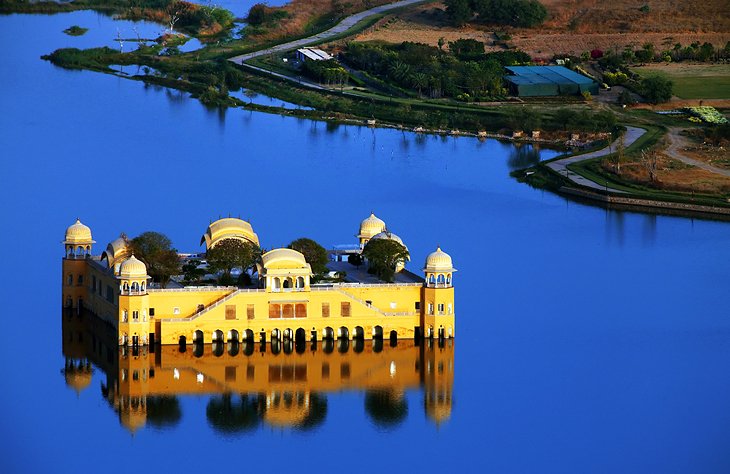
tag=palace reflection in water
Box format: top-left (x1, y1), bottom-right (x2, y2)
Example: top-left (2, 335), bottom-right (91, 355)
top-left (62, 310), bottom-right (454, 433)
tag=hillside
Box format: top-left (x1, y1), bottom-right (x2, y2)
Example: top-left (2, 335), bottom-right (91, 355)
top-left (353, 0), bottom-right (730, 57)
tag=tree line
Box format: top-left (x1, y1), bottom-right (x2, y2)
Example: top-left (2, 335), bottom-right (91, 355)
top-left (344, 40), bottom-right (530, 100)
top-left (445, 0), bottom-right (548, 27)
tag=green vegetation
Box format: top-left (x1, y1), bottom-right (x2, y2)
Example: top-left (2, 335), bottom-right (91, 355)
top-left (362, 239), bottom-right (409, 283)
top-left (288, 238), bottom-right (329, 277)
top-left (130, 231), bottom-right (181, 288)
top-left (206, 238), bottom-right (262, 283)
top-left (63, 25), bottom-right (89, 36)
top-left (630, 65), bottom-right (730, 100)
top-left (445, 0), bottom-right (547, 27)
top-left (640, 74), bottom-right (674, 104)
top-left (344, 41), bottom-right (530, 100)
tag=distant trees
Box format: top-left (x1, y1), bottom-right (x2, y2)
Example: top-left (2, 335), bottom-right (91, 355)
top-left (130, 231), bottom-right (181, 288)
top-left (206, 238), bottom-right (261, 280)
top-left (362, 239), bottom-right (409, 283)
top-left (445, 0), bottom-right (548, 27)
top-left (641, 74), bottom-right (673, 104)
top-left (302, 59), bottom-right (349, 87)
top-left (288, 238), bottom-right (329, 276)
top-left (344, 41), bottom-right (528, 99)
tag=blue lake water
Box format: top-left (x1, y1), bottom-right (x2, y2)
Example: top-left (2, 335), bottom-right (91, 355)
top-left (1, 10), bottom-right (729, 474)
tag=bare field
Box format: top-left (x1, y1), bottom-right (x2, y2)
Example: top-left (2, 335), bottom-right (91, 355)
top-left (606, 159), bottom-right (730, 194)
top-left (354, 1), bottom-right (730, 57)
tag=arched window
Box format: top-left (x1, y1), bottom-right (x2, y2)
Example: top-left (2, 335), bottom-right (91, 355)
top-left (429, 274), bottom-right (435, 285)
top-left (283, 278), bottom-right (292, 289)
top-left (446, 274), bottom-right (451, 285)
top-left (272, 277), bottom-right (281, 291)
top-left (123, 282), bottom-right (129, 292)
top-left (77, 275), bottom-right (84, 286)
top-left (437, 274), bottom-right (445, 284)
top-left (296, 276), bottom-right (305, 288)
top-left (140, 282), bottom-right (145, 292)
top-left (76, 246), bottom-right (84, 256)
top-left (131, 282), bottom-right (140, 292)
top-left (67, 274), bottom-right (73, 286)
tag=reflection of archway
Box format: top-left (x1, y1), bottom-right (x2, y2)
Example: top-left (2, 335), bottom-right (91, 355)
top-left (354, 326), bottom-right (364, 339)
top-left (228, 330), bottom-right (239, 342)
top-left (194, 330), bottom-right (204, 343)
top-left (178, 335), bottom-right (187, 350)
top-left (373, 325), bottom-right (383, 339)
top-left (323, 338), bottom-right (334, 354)
top-left (323, 327), bottom-right (334, 340)
top-left (373, 338), bottom-right (383, 353)
top-left (337, 338), bottom-right (349, 353)
top-left (389, 331), bottom-right (398, 347)
top-left (353, 338), bottom-right (364, 353)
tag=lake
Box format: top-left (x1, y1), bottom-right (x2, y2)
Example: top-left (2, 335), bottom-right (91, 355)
top-left (0, 9), bottom-right (729, 474)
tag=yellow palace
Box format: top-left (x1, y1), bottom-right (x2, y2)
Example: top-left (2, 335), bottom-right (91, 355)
top-left (62, 214), bottom-right (456, 347)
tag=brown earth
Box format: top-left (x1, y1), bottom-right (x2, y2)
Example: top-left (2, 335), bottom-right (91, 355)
top-left (354, 1), bottom-right (730, 57)
top-left (247, 0), bottom-right (396, 42)
top-left (603, 157), bottom-right (730, 194)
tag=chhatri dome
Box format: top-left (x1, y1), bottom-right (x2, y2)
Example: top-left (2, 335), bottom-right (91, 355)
top-left (201, 217), bottom-right (259, 250)
top-left (358, 213), bottom-right (386, 244)
top-left (371, 231), bottom-right (406, 248)
top-left (424, 247), bottom-right (455, 273)
top-left (64, 219), bottom-right (95, 244)
top-left (119, 255), bottom-right (148, 279)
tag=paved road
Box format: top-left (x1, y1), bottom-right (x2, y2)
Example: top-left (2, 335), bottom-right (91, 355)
top-left (546, 126), bottom-right (646, 192)
top-left (229, 0), bottom-right (424, 64)
top-left (665, 127), bottom-right (730, 177)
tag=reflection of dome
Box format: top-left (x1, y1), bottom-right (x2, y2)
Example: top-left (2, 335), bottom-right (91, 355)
top-left (201, 218), bottom-right (259, 249)
top-left (119, 255), bottom-right (148, 279)
top-left (64, 219), bottom-right (94, 244)
top-left (425, 400), bottom-right (452, 425)
top-left (358, 213), bottom-right (386, 240)
top-left (261, 248), bottom-right (309, 270)
top-left (263, 392), bottom-right (311, 427)
top-left (120, 409), bottom-right (147, 433)
top-left (64, 365), bottom-right (92, 394)
top-left (424, 247), bottom-right (455, 273)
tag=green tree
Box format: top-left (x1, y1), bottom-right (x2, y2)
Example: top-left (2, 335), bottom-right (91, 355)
top-left (247, 3), bottom-right (268, 25)
top-left (182, 259), bottom-right (205, 283)
top-left (444, 0), bottom-right (472, 26)
top-left (130, 231), bottom-right (181, 288)
top-left (288, 238), bottom-right (329, 276)
top-left (448, 38), bottom-right (484, 60)
top-left (206, 238), bottom-right (261, 279)
top-left (362, 239), bottom-right (409, 283)
top-left (554, 108), bottom-right (576, 130)
top-left (641, 74), bottom-right (673, 104)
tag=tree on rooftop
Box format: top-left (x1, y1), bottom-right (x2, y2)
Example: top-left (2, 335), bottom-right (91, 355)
top-left (362, 239), bottom-right (409, 283)
top-left (130, 231), bottom-right (181, 289)
top-left (288, 238), bottom-right (329, 276)
top-left (206, 238), bottom-right (261, 280)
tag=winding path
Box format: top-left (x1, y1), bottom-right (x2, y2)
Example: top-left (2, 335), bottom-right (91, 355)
top-left (664, 127), bottom-right (730, 177)
top-left (229, 0), bottom-right (424, 65)
top-left (546, 126), bottom-right (646, 192)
